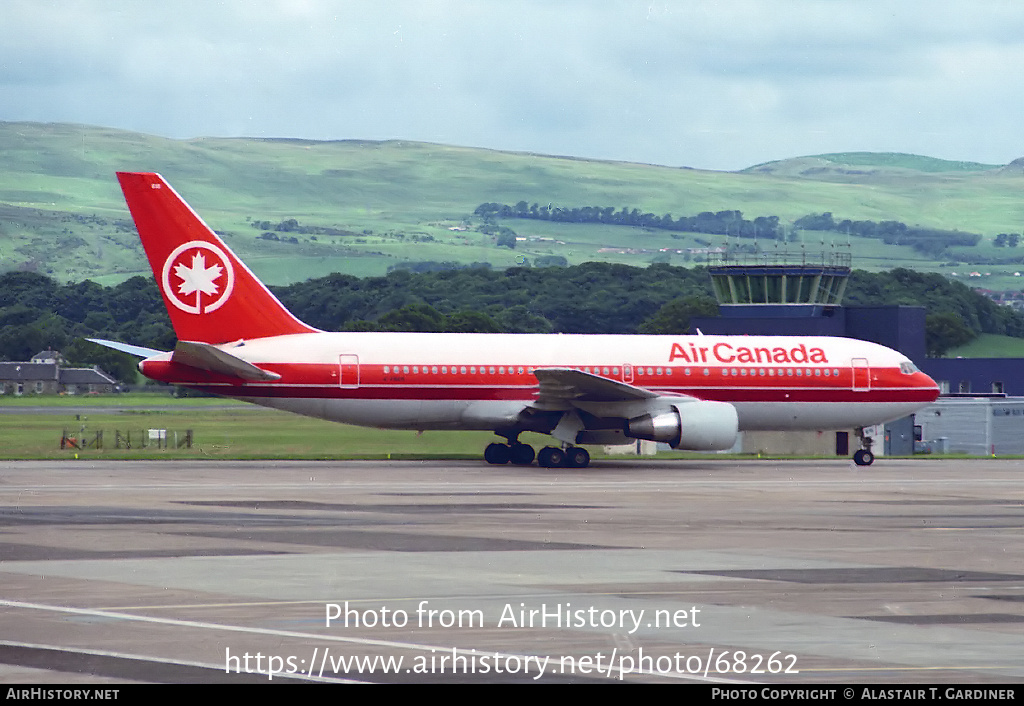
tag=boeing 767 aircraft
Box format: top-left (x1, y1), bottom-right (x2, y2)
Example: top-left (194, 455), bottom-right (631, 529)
top-left (92, 172), bottom-right (940, 468)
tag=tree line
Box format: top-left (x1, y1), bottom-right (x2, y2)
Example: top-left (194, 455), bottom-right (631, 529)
top-left (793, 212), bottom-right (982, 256)
top-left (476, 202), bottom-right (992, 257)
top-left (474, 202), bottom-right (783, 240)
top-left (250, 218), bottom-right (357, 237)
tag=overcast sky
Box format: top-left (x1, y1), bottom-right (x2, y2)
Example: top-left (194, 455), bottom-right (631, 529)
top-left (2, 0), bottom-right (1023, 171)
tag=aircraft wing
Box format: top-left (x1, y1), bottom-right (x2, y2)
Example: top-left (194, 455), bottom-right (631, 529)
top-left (532, 367), bottom-right (660, 409)
top-left (530, 367), bottom-right (735, 451)
top-left (171, 341), bottom-right (281, 382)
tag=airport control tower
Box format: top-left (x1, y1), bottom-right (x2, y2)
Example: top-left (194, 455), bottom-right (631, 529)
top-left (693, 247), bottom-right (925, 362)
top-left (707, 249), bottom-right (851, 316)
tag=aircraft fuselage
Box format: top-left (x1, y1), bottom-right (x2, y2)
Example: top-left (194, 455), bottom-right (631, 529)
top-left (139, 330), bottom-right (936, 433)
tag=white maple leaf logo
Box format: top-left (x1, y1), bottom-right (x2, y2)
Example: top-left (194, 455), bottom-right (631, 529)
top-left (162, 241), bottom-right (235, 315)
top-left (174, 252), bottom-right (223, 298)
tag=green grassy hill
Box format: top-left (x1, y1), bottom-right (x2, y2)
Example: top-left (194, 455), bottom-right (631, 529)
top-left (744, 152), bottom-right (1000, 176)
top-left (948, 333), bottom-right (1024, 358)
top-left (3, 122), bottom-right (1024, 285)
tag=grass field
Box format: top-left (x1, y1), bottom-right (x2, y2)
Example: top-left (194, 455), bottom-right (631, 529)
top-left (0, 394), bottom-right (516, 460)
top-left (5, 122), bottom-right (1024, 286)
top-left (0, 393), bottom-right (743, 461)
top-left (0, 393), bottom-right (1008, 461)
top-left (948, 333), bottom-right (1024, 358)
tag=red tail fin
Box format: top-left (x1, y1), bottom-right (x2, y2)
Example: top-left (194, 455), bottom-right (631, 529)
top-left (117, 172), bottom-right (318, 344)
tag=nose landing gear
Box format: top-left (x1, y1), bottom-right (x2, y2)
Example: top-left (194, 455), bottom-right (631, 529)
top-left (852, 448), bottom-right (875, 466)
top-left (853, 427), bottom-right (875, 466)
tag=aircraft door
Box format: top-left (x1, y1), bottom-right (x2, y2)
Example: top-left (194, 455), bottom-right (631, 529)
top-left (851, 358), bottom-right (870, 391)
top-left (339, 354), bottom-right (360, 388)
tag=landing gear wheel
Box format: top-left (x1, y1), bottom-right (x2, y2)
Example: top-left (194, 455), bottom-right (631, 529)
top-left (537, 446), bottom-right (565, 468)
top-left (565, 446), bottom-right (590, 468)
top-left (853, 449), bottom-right (875, 466)
top-left (484, 442), bottom-right (511, 465)
top-left (509, 443), bottom-right (535, 466)
top-left (852, 426), bottom-right (875, 467)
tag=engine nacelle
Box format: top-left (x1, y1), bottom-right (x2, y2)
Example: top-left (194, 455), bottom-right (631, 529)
top-left (628, 409), bottom-right (684, 446)
top-left (627, 400), bottom-right (738, 451)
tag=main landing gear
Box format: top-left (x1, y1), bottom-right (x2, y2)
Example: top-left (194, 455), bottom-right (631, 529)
top-left (537, 445), bottom-right (590, 469)
top-left (484, 441), bottom-right (536, 466)
top-left (484, 438), bottom-right (591, 468)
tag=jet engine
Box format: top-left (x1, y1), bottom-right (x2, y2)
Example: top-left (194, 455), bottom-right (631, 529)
top-left (627, 399), bottom-right (738, 451)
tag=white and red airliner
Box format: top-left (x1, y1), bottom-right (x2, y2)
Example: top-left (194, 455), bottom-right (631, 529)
top-left (93, 172), bottom-right (940, 467)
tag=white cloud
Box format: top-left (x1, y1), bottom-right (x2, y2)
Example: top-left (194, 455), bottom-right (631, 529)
top-left (2, 0), bottom-right (1024, 169)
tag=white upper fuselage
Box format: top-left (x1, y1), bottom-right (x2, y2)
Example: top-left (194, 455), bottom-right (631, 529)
top-left (161, 330), bottom-right (905, 367)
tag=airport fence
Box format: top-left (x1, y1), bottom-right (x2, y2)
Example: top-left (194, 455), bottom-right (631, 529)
top-left (60, 429), bottom-right (193, 451)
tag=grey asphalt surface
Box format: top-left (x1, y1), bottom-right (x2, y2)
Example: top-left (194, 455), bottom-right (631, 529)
top-left (1, 458), bottom-right (1021, 684)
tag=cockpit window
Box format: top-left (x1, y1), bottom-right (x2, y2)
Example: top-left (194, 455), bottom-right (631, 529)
top-left (899, 362), bottom-right (919, 374)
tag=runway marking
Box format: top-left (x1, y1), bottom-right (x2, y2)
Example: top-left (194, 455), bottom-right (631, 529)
top-left (1, 598), bottom-right (469, 653)
top-left (0, 599), bottom-right (743, 683)
top-left (0, 639), bottom-right (364, 683)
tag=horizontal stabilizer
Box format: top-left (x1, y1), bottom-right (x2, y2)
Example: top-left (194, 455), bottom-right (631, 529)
top-left (87, 338), bottom-right (165, 358)
top-left (172, 341), bottom-right (281, 381)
